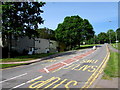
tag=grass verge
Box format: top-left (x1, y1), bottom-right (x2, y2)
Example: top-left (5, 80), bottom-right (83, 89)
top-left (0, 52), bottom-right (57, 62)
top-left (80, 44), bottom-right (101, 48)
top-left (0, 63), bottom-right (27, 69)
top-left (102, 50), bottom-right (119, 80)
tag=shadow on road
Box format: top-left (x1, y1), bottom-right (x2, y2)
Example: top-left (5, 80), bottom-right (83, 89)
top-left (42, 50), bottom-right (78, 60)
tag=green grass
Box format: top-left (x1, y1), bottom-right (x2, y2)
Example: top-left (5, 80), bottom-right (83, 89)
top-left (102, 50), bottom-right (119, 80)
top-left (0, 53), bottom-right (57, 62)
top-left (0, 63), bottom-right (27, 69)
top-left (80, 44), bottom-right (101, 48)
top-left (111, 43), bottom-right (120, 50)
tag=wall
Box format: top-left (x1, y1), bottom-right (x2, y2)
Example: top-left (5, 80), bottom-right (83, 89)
top-left (35, 38), bottom-right (49, 54)
top-left (12, 37), bottom-right (59, 54)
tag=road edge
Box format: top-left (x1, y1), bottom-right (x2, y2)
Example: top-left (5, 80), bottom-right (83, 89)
top-left (81, 44), bottom-right (110, 88)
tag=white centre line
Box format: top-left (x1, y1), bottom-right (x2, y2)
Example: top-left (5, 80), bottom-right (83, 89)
top-left (0, 73), bottom-right (27, 84)
top-left (10, 83), bottom-right (26, 89)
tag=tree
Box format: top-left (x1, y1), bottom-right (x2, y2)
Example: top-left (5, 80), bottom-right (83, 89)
top-left (55, 15), bottom-right (94, 50)
top-left (55, 15), bottom-right (83, 50)
top-left (87, 35), bottom-right (98, 44)
top-left (37, 27), bottom-right (56, 40)
top-left (2, 2), bottom-right (45, 57)
top-left (107, 29), bottom-right (115, 43)
top-left (81, 19), bottom-right (94, 42)
top-left (98, 32), bottom-right (108, 44)
top-left (116, 28), bottom-right (120, 41)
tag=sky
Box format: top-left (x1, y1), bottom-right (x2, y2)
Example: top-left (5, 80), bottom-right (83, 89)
top-left (39, 2), bottom-right (118, 35)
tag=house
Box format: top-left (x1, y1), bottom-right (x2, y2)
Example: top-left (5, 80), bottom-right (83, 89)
top-left (11, 36), bottom-right (59, 54)
top-left (0, 33), bottom-right (2, 47)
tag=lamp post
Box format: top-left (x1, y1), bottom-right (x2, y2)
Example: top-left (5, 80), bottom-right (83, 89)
top-left (115, 31), bottom-right (118, 47)
top-left (108, 21), bottom-right (118, 47)
top-left (108, 21), bottom-right (112, 44)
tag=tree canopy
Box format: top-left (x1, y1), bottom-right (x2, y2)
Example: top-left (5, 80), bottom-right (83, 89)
top-left (107, 29), bottom-right (116, 43)
top-left (2, 2), bottom-right (45, 57)
top-left (2, 2), bottom-right (45, 39)
top-left (55, 15), bottom-right (94, 50)
top-left (97, 32), bottom-right (108, 44)
top-left (116, 28), bottom-right (120, 41)
top-left (37, 27), bottom-right (56, 40)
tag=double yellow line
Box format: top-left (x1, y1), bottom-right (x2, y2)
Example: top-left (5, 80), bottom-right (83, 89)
top-left (81, 44), bottom-right (110, 88)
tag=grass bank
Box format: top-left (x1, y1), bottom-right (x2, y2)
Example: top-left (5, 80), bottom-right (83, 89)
top-left (0, 63), bottom-right (27, 69)
top-left (0, 53), bottom-right (57, 62)
top-left (102, 50), bottom-right (119, 80)
top-left (80, 44), bottom-right (101, 49)
top-left (0, 53), bottom-right (58, 69)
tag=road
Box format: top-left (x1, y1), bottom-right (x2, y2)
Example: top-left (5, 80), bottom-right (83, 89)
top-left (1, 44), bottom-right (110, 89)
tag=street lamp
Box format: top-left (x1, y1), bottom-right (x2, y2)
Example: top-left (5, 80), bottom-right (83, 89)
top-left (108, 21), bottom-right (112, 44)
top-left (115, 31), bottom-right (118, 47)
top-left (108, 21), bottom-right (118, 46)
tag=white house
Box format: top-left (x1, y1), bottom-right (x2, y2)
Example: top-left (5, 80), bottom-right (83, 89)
top-left (0, 33), bottom-right (2, 47)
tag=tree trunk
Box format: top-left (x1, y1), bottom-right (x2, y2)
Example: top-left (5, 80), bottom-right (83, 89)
top-left (8, 33), bottom-right (12, 58)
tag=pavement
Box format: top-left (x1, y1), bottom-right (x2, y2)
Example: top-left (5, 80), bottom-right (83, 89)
top-left (108, 44), bottom-right (120, 54)
top-left (94, 78), bottom-right (119, 88)
top-left (0, 44), bottom-right (110, 89)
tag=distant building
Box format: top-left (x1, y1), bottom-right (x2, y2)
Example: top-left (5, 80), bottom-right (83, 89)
top-left (0, 33), bottom-right (2, 59)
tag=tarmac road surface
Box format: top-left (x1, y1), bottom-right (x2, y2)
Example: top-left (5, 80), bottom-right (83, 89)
top-left (1, 44), bottom-right (110, 89)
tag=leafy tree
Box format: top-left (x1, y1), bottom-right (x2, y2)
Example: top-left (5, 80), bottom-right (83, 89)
top-left (55, 15), bottom-right (83, 50)
top-left (116, 28), bottom-right (120, 41)
top-left (86, 35), bottom-right (98, 44)
top-left (2, 2), bottom-right (45, 57)
top-left (98, 32), bottom-right (108, 44)
top-left (37, 27), bottom-right (56, 40)
top-left (107, 29), bottom-right (115, 43)
top-left (81, 19), bottom-right (94, 41)
top-left (55, 15), bottom-right (94, 50)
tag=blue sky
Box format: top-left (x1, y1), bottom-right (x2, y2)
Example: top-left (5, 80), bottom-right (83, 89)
top-left (39, 2), bottom-right (118, 35)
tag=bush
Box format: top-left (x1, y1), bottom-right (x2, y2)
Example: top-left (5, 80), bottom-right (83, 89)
top-left (72, 46), bottom-right (80, 50)
top-left (2, 47), bottom-right (20, 58)
top-left (11, 49), bottom-right (20, 57)
top-left (22, 49), bottom-right (29, 55)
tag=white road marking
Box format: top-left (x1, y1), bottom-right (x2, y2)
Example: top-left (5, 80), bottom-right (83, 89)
top-left (43, 68), bottom-right (49, 73)
top-left (52, 59), bottom-right (80, 73)
top-left (26, 76), bottom-right (43, 83)
top-left (11, 83), bottom-right (26, 89)
top-left (61, 62), bottom-right (68, 65)
top-left (0, 73), bottom-right (27, 84)
top-left (10, 76), bottom-right (43, 90)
